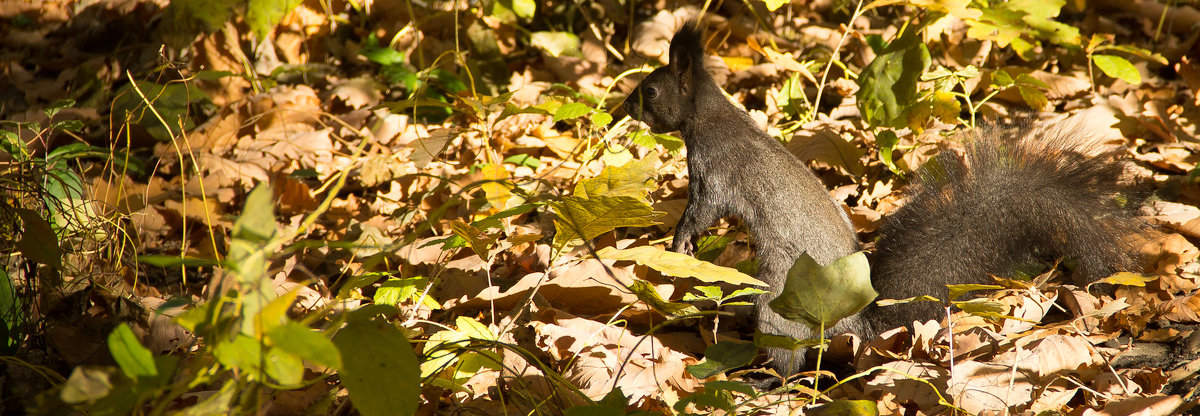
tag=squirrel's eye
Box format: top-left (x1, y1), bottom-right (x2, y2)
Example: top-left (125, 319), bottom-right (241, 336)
top-left (645, 87), bottom-right (658, 99)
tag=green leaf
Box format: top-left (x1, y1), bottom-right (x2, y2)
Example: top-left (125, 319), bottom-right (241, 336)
top-left (672, 380), bottom-right (756, 414)
top-left (573, 155), bottom-right (657, 200)
top-left (489, 0), bottom-right (535, 22)
top-left (107, 324), bottom-right (157, 380)
top-left (0, 268), bottom-right (19, 352)
top-left (946, 283), bottom-right (1003, 301)
top-left (768, 252), bottom-right (877, 330)
top-left (628, 279), bottom-right (701, 318)
top-left (178, 379), bottom-right (237, 416)
top-left (448, 220), bottom-right (496, 260)
top-left (876, 130), bottom-right (900, 173)
top-left (15, 208), bottom-right (61, 268)
top-left (228, 184), bottom-right (278, 285)
top-left (264, 347), bottom-right (304, 386)
top-left (531, 31), bottom-right (581, 58)
top-left (589, 111), bottom-right (613, 126)
top-left (762, 0), bottom-right (788, 11)
top-left (247, 0), bottom-right (303, 39)
top-left (334, 318), bottom-right (420, 416)
top-left (503, 153), bottom-right (541, 168)
top-left (628, 130), bottom-right (685, 155)
top-left (687, 341), bottom-right (758, 378)
top-left (374, 277), bottom-right (439, 310)
top-left (597, 246), bottom-right (766, 287)
top-left (511, 0), bottom-right (535, 19)
top-left (361, 34), bottom-right (406, 66)
top-left (549, 195), bottom-right (663, 251)
top-left (267, 321), bottom-right (343, 369)
top-left (0, 130), bottom-right (27, 161)
top-left (553, 102), bottom-right (591, 122)
top-left (1093, 272), bottom-right (1157, 287)
top-left (856, 28), bottom-right (931, 128)
top-left (112, 81), bottom-right (206, 142)
top-left (213, 334), bottom-right (264, 376)
top-left (1093, 54), bottom-right (1141, 84)
top-left (60, 366), bottom-right (116, 404)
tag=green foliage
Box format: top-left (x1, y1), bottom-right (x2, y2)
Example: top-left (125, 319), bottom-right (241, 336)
top-left (686, 341), bottom-right (759, 379)
top-left (768, 252), bottom-right (876, 331)
top-left (246, 0), bottom-right (304, 39)
top-left (856, 28), bottom-right (931, 128)
top-left (964, 0), bottom-right (1081, 59)
top-left (627, 279), bottom-right (702, 318)
top-left (421, 316), bottom-right (501, 382)
top-left (112, 81), bottom-right (207, 142)
top-left (0, 268), bottom-right (19, 353)
top-left (673, 380), bottom-right (757, 414)
top-left (107, 324), bottom-right (157, 380)
top-left (334, 315), bottom-right (421, 416)
top-left (550, 156), bottom-right (665, 253)
top-left (597, 246), bottom-right (766, 287)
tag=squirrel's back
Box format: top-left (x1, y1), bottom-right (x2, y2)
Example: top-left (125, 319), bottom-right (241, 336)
top-left (867, 123), bottom-right (1147, 334)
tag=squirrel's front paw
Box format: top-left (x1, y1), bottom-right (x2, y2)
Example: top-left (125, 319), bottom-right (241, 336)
top-left (671, 237), bottom-right (695, 256)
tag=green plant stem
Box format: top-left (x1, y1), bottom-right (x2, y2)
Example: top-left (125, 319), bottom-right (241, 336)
top-left (810, 0), bottom-right (868, 121)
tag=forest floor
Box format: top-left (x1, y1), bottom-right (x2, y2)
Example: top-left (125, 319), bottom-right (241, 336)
top-left (2, 0), bottom-right (1200, 414)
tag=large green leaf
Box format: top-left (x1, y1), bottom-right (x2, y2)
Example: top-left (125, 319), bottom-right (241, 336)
top-left (768, 252), bottom-right (877, 330)
top-left (856, 29), bottom-right (931, 128)
top-left (550, 195), bottom-right (663, 251)
top-left (334, 318), bottom-right (420, 416)
top-left (573, 156), bottom-right (657, 200)
top-left (1093, 54), bottom-right (1141, 84)
top-left (267, 321), bottom-right (343, 369)
top-left (686, 341), bottom-right (758, 379)
top-left (597, 246), bottom-right (765, 287)
top-left (247, 0), bottom-right (303, 40)
top-left (228, 184), bottom-right (278, 285)
top-left (107, 324), bottom-right (157, 380)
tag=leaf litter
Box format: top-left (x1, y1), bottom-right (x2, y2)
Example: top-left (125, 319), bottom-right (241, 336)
top-left (1, 0), bottom-right (1200, 414)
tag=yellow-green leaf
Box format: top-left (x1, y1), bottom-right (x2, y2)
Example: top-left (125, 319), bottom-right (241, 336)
top-left (597, 246), bottom-right (766, 287)
top-left (768, 252), bottom-right (876, 330)
top-left (629, 279), bottom-right (701, 318)
top-left (574, 155), bottom-right (657, 200)
top-left (946, 284), bottom-right (1003, 301)
top-left (1094, 272), bottom-right (1156, 287)
top-left (449, 219), bottom-right (496, 260)
top-left (1093, 54), bottom-right (1141, 84)
top-left (550, 195), bottom-right (663, 251)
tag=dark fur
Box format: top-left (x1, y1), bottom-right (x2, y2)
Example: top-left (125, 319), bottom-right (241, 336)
top-left (623, 22), bottom-right (1143, 375)
top-left (866, 128), bottom-right (1144, 332)
top-left (623, 22), bottom-right (864, 374)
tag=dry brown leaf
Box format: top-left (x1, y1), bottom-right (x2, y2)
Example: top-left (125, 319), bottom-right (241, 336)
top-left (863, 361), bottom-right (949, 411)
top-left (1081, 394), bottom-right (1182, 416)
top-left (1156, 294), bottom-right (1200, 322)
top-left (787, 120), bottom-right (865, 176)
top-left (328, 77), bottom-right (384, 110)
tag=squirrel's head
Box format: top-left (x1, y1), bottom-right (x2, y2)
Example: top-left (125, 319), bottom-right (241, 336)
top-left (623, 21), bottom-right (707, 134)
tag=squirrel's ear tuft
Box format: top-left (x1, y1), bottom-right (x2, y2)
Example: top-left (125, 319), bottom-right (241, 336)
top-left (669, 20), bottom-right (705, 93)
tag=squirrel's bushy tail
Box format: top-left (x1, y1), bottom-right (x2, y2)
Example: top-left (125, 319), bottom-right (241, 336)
top-left (866, 122), bottom-right (1147, 334)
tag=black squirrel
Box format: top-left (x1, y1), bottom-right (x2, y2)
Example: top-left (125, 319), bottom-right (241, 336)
top-left (622, 22), bottom-right (1145, 375)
